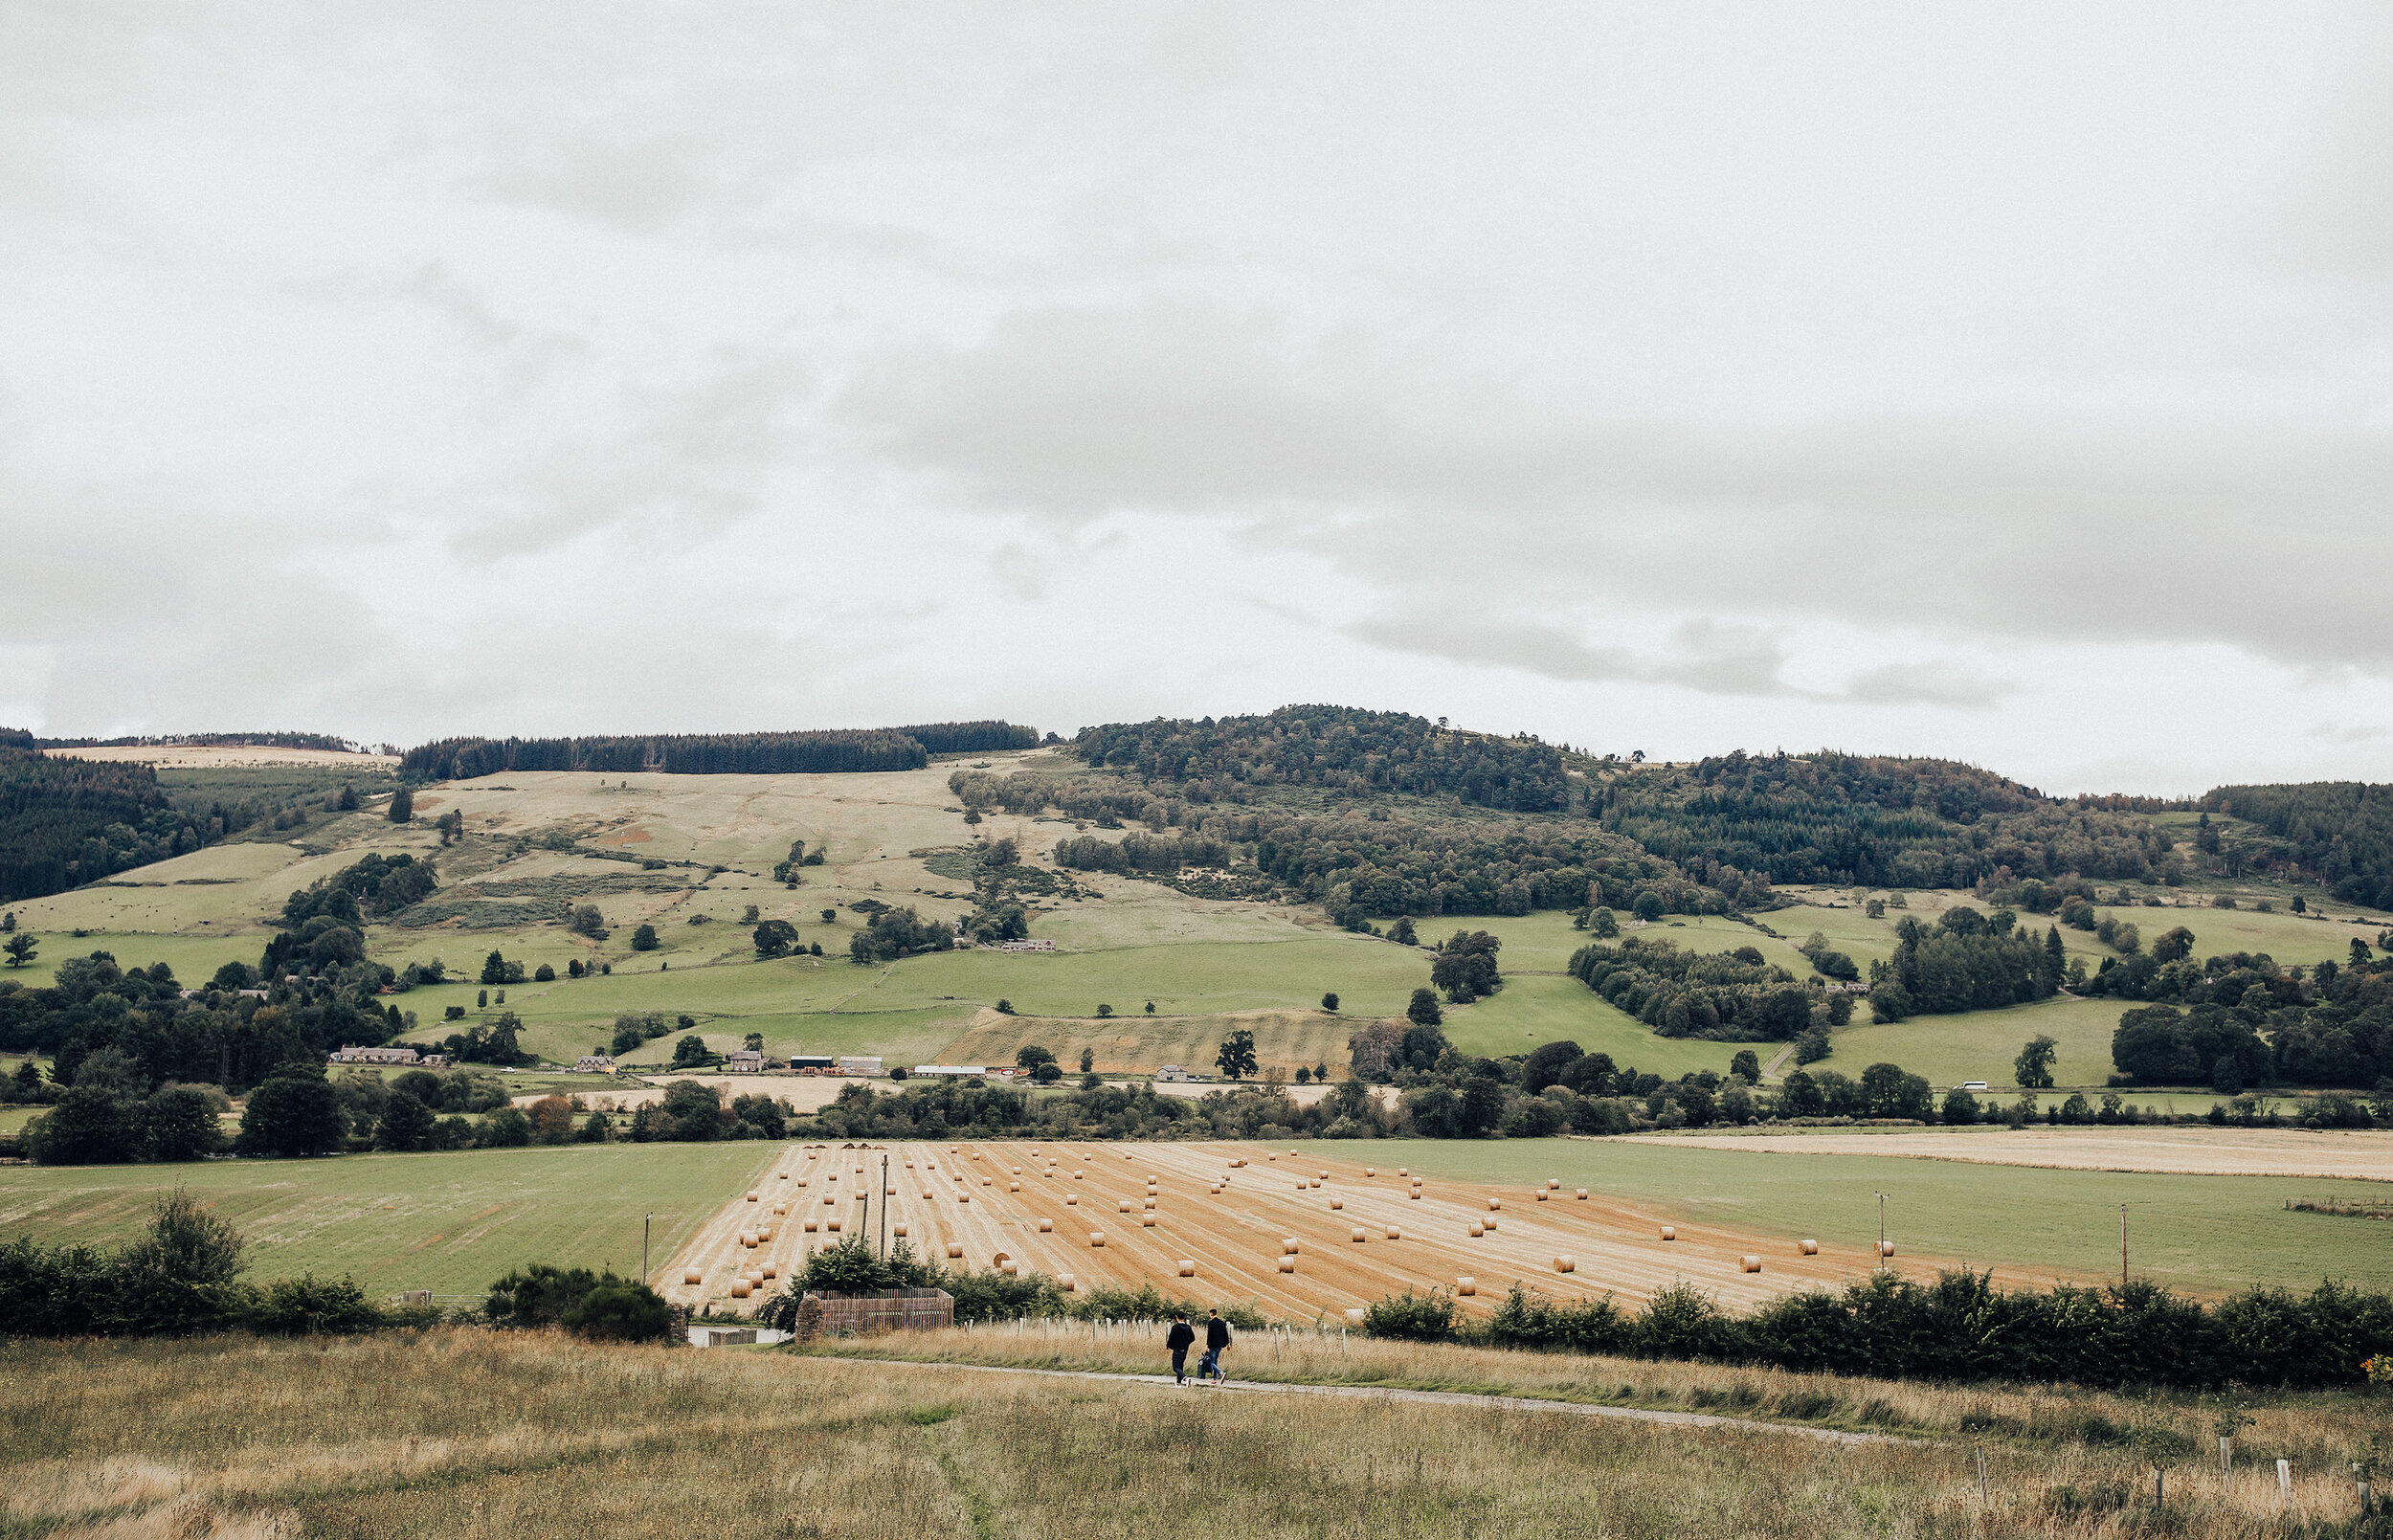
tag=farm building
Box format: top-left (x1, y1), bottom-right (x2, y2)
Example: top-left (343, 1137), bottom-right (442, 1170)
top-left (1155, 1064), bottom-right (1202, 1082)
top-left (723, 1050), bottom-right (767, 1073)
top-left (327, 1045), bottom-right (445, 1067)
top-left (788, 1055), bottom-right (838, 1072)
top-left (836, 1056), bottom-right (884, 1076)
top-left (573, 1055), bottom-right (616, 1074)
top-left (995, 939), bottom-right (1055, 952)
top-left (910, 1065), bottom-right (991, 1080)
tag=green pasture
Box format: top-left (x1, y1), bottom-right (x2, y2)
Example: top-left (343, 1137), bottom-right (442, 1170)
top-left (0, 1141), bottom-right (777, 1295)
top-left (1317, 1137), bottom-right (2388, 1297)
top-left (1, 932), bottom-right (265, 992)
top-left (1822, 996), bottom-right (2128, 1090)
top-left (1439, 974), bottom-right (1741, 1078)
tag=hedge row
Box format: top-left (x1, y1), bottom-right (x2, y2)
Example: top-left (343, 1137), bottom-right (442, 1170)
top-left (1366, 1270), bottom-right (2393, 1391)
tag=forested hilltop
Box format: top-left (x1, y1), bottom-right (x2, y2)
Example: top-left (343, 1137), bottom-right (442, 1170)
top-left (1597, 751), bottom-right (2180, 890)
top-left (1071, 705), bottom-right (1571, 813)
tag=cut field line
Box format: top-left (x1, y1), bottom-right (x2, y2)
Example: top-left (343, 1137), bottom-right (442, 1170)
top-left (808, 1355), bottom-right (1920, 1447)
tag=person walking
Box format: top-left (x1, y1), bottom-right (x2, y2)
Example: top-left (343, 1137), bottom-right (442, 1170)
top-left (1197, 1307), bottom-right (1231, 1385)
top-left (1165, 1311), bottom-right (1196, 1384)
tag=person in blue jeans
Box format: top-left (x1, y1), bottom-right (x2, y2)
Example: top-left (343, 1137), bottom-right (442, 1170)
top-left (1196, 1308), bottom-right (1231, 1385)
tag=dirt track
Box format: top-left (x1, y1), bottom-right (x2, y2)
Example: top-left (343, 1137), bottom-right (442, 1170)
top-left (661, 1140), bottom-right (2024, 1316)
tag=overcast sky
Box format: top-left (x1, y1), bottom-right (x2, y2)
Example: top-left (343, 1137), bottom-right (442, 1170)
top-left (4, 4), bottom-right (2389, 793)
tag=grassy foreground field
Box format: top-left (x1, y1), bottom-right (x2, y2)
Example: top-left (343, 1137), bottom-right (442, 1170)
top-left (1309, 1138), bottom-right (2390, 1297)
top-left (0, 1143), bottom-right (776, 1296)
top-left (4, 1331), bottom-right (2381, 1540)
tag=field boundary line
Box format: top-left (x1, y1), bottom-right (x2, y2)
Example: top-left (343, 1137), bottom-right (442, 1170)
top-left (805, 1355), bottom-right (1920, 1447)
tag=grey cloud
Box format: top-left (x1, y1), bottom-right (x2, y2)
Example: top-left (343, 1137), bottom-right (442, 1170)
top-left (853, 301), bottom-right (2393, 671)
top-left (1844, 659), bottom-right (2015, 709)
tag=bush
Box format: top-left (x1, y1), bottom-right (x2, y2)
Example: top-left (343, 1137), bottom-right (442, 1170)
top-left (1362, 1288), bottom-right (1458, 1342)
top-left (245, 1274), bottom-right (384, 1335)
top-left (562, 1280), bottom-right (672, 1342)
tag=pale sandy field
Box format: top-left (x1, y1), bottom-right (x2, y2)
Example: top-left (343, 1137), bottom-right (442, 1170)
top-left (1625, 1126), bottom-right (2393, 1181)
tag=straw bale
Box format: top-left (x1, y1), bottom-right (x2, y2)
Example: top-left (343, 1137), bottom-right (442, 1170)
top-left (1140, 1214), bottom-right (1156, 1226)
top-left (893, 1222), bottom-right (907, 1238)
top-left (803, 1219), bottom-right (817, 1233)
top-left (1741, 1256), bottom-right (1761, 1273)
top-left (1467, 1221), bottom-right (1484, 1238)
top-left (1554, 1256), bottom-right (1575, 1272)
top-left (1176, 1260), bottom-right (1196, 1277)
top-left (1283, 1238), bottom-right (1300, 1254)
top-left (1799, 1239), bottom-right (1819, 1255)
top-left (1277, 1257), bottom-right (1296, 1273)
top-left (1384, 1226), bottom-right (1401, 1239)
top-left (682, 1268), bottom-right (703, 1285)
top-left (946, 1242), bottom-right (964, 1259)
top-left (1660, 1225), bottom-right (1676, 1240)
top-left (1089, 1231), bottom-right (1106, 1246)
top-left (1576, 1189), bottom-right (1588, 1199)
top-left (1350, 1227), bottom-right (1366, 1243)
top-left (827, 1218), bottom-right (842, 1232)
top-left (1487, 1197), bottom-right (1502, 1211)
top-left (1878, 1239), bottom-right (1896, 1257)
top-left (1456, 1277), bottom-right (1475, 1295)
top-left (729, 1281), bottom-right (750, 1299)
top-left (1038, 1217), bottom-right (1053, 1232)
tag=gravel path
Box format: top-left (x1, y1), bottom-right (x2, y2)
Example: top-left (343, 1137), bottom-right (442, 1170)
top-left (829, 1355), bottom-right (1921, 1447)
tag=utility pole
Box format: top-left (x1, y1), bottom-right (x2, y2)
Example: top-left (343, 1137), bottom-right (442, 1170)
top-left (1876, 1192), bottom-right (1887, 1269)
top-left (880, 1153), bottom-right (889, 1257)
top-left (2120, 1203), bottom-right (2128, 1285)
top-left (642, 1213), bottom-right (651, 1283)
top-left (861, 1170), bottom-right (871, 1257)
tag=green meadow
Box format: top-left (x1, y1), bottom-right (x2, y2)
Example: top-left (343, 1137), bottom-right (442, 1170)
top-left (0, 1141), bottom-right (774, 1295)
top-left (1319, 1137), bottom-right (2389, 1297)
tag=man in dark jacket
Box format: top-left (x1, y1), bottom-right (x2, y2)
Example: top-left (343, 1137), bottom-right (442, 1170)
top-left (1165, 1312), bottom-right (1196, 1383)
top-left (1198, 1308), bottom-right (1231, 1385)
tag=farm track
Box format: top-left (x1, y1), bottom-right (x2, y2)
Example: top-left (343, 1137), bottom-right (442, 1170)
top-left (826, 1356), bottom-right (1920, 1447)
top-left (663, 1139), bottom-right (2029, 1313)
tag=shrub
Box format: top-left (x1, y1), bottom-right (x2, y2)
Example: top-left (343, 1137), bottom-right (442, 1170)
top-left (1362, 1288), bottom-right (1458, 1342)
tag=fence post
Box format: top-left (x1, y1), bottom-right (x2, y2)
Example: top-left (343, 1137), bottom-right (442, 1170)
top-left (1975, 1447), bottom-right (1988, 1509)
top-left (2218, 1436), bottom-right (2232, 1479)
top-left (2358, 1463), bottom-right (2372, 1516)
top-left (2275, 1460), bottom-right (2290, 1502)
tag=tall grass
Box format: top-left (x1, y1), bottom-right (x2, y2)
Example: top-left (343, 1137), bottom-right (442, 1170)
top-left (2, 1330), bottom-right (2381, 1538)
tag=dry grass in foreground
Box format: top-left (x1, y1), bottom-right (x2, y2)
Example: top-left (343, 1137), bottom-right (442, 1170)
top-left (0, 1329), bottom-right (2382, 1539)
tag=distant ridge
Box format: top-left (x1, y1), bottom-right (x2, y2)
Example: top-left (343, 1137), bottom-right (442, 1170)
top-left (398, 721), bottom-right (1040, 780)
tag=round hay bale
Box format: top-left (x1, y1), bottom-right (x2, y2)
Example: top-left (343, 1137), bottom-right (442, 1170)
top-left (1364, 1167), bottom-right (1375, 1177)
top-left (747, 1192), bottom-right (759, 1202)
top-left (1741, 1256), bottom-right (1762, 1273)
top-left (957, 1194), bottom-right (970, 1204)
top-left (1176, 1260), bottom-right (1196, 1277)
top-left (885, 1187), bottom-right (896, 1196)
top-left (796, 1178), bottom-right (809, 1188)
top-left (1066, 1194), bottom-right (1079, 1205)
top-left (1487, 1197), bottom-right (1502, 1211)
top-left (1410, 1176), bottom-right (1422, 1186)
top-left (1283, 1238), bottom-right (1300, 1254)
top-left (1329, 1197), bottom-right (1344, 1211)
top-left (1089, 1231), bottom-right (1106, 1247)
top-left (1140, 1214), bottom-right (1156, 1227)
top-left (922, 1191), bottom-right (933, 1200)
top-left (729, 1281), bottom-right (750, 1299)
top-left (772, 1203), bottom-right (788, 1216)
top-left (1878, 1239), bottom-right (1896, 1257)
top-left (992, 1251), bottom-right (1011, 1267)
top-left (822, 1194), bottom-right (834, 1206)
top-left (1317, 1170), bottom-right (1329, 1180)
top-left (1535, 1191), bottom-right (1548, 1201)
top-left (1309, 1178), bottom-right (1322, 1189)
top-left (826, 1218), bottom-right (842, 1232)
top-left (1799, 1239), bottom-right (1819, 1256)
top-left (1208, 1184), bottom-right (1220, 1194)
top-left (1118, 1198), bottom-right (1133, 1213)
top-left (946, 1242), bottom-right (964, 1259)
top-left (758, 1226), bottom-right (773, 1241)
top-left (1277, 1256), bottom-right (1296, 1273)
top-left (1230, 1158), bottom-right (1245, 1168)
top-left (905, 1160), bottom-right (914, 1169)
top-left (1468, 1221), bottom-right (1484, 1238)
top-left (1456, 1277), bottom-right (1475, 1296)
top-left (761, 1263), bottom-right (777, 1280)
top-left (1072, 1171), bottom-right (1084, 1181)
top-left (803, 1219), bottom-right (817, 1233)
top-left (777, 1172), bottom-right (789, 1180)
top-left (1009, 1181), bottom-right (1020, 1193)
top-left (1295, 1181), bottom-right (1308, 1193)
top-left (1384, 1226), bottom-right (1401, 1239)
top-left (1288, 1150), bottom-right (1298, 1157)
top-left (1058, 1273), bottom-right (1077, 1291)
top-left (893, 1222), bottom-right (907, 1238)
top-left (1350, 1227), bottom-right (1366, 1243)
top-left (1013, 1166), bottom-right (1022, 1174)
top-left (1001, 1260), bottom-right (1018, 1276)
top-left (739, 1231), bottom-right (756, 1247)
top-left (1142, 1197), bottom-right (1155, 1210)
top-left (1041, 1170), bottom-right (1053, 1179)
top-left (1554, 1256), bottom-right (1575, 1273)
top-left (1484, 1217), bottom-right (1498, 1231)
top-left (982, 1177), bottom-right (993, 1186)
top-left (1123, 1152), bottom-right (1133, 1161)
top-left (1408, 1190), bottom-right (1420, 1200)
top-left (1576, 1189), bottom-right (1588, 1200)
top-left (683, 1268), bottom-right (703, 1285)
top-left (1660, 1225), bottom-right (1676, 1240)
top-left (1038, 1217), bottom-right (1053, 1233)
top-left (854, 1166), bottom-right (863, 1174)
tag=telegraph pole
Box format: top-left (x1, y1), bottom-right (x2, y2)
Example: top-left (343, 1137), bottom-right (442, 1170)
top-left (2119, 1203), bottom-right (2128, 1285)
top-left (1876, 1192), bottom-right (1887, 1269)
top-left (642, 1213), bottom-right (651, 1283)
top-left (880, 1153), bottom-right (890, 1257)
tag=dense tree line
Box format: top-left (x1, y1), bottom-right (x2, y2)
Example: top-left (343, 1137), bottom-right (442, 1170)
top-left (1600, 750), bottom-right (2175, 889)
top-left (1863, 910), bottom-right (2063, 1022)
top-left (24, 730), bottom-right (355, 752)
top-left (0, 750), bottom-right (212, 903)
top-left (1050, 832), bottom-right (1231, 874)
top-left (2104, 938), bottom-right (2393, 1091)
top-left (947, 768), bottom-right (1174, 827)
top-left (846, 904), bottom-right (956, 962)
top-left (1365, 1270), bottom-right (2391, 1392)
top-left (399, 722), bottom-right (1039, 781)
top-left (2202, 780), bottom-right (2393, 908)
top-left (1569, 937), bottom-right (1822, 1041)
top-left (1072, 705), bottom-right (1570, 814)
